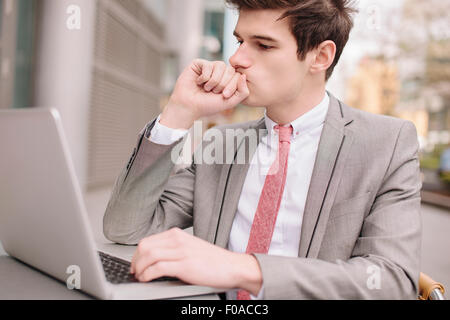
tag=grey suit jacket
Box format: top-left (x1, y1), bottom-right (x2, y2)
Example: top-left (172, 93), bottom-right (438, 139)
top-left (103, 93), bottom-right (422, 299)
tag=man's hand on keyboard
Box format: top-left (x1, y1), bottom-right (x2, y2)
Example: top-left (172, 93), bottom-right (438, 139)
top-left (130, 228), bottom-right (262, 296)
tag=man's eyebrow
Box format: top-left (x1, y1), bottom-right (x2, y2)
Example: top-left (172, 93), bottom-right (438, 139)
top-left (233, 30), bottom-right (279, 43)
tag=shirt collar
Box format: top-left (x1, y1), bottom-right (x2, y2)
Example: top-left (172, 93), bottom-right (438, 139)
top-left (264, 92), bottom-right (330, 141)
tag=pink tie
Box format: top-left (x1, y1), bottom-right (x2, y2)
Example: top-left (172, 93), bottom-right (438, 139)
top-left (237, 125), bottom-right (293, 300)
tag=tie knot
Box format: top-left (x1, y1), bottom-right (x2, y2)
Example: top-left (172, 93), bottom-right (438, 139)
top-left (274, 125), bottom-right (293, 143)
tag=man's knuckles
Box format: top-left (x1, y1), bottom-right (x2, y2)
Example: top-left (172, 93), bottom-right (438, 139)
top-left (139, 261), bottom-right (172, 282)
top-left (213, 61), bottom-right (227, 69)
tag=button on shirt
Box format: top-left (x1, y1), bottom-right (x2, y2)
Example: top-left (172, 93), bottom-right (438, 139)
top-left (148, 92), bottom-right (330, 300)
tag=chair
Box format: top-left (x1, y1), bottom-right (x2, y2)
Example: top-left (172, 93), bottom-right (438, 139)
top-left (419, 272), bottom-right (446, 300)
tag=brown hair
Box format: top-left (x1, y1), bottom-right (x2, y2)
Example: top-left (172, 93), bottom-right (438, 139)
top-left (225, 0), bottom-right (358, 81)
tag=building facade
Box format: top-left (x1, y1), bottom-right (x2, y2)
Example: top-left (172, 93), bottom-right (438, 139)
top-left (0, 0), bottom-right (206, 192)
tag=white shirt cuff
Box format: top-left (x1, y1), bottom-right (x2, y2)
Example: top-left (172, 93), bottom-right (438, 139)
top-left (147, 114), bottom-right (189, 145)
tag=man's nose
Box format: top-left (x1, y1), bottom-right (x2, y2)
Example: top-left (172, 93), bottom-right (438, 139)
top-left (229, 45), bottom-right (251, 70)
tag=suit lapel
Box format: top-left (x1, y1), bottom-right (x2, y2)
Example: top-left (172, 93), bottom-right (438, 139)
top-left (298, 93), bottom-right (354, 258)
top-left (212, 118), bottom-right (266, 248)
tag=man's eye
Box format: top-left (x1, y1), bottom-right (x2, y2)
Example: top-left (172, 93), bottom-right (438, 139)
top-left (236, 40), bottom-right (272, 51)
top-left (258, 43), bottom-right (273, 50)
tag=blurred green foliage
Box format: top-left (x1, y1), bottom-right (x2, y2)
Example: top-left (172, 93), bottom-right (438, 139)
top-left (440, 171), bottom-right (450, 184)
top-left (420, 144), bottom-right (447, 169)
top-left (421, 143), bottom-right (450, 184)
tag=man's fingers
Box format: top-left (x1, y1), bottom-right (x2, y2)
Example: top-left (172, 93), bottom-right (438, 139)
top-left (222, 73), bottom-right (240, 99)
top-left (130, 250), bottom-right (138, 274)
top-left (134, 248), bottom-right (181, 279)
top-left (130, 228), bottom-right (184, 274)
top-left (236, 74), bottom-right (250, 98)
top-left (138, 261), bottom-right (178, 283)
top-left (213, 66), bottom-right (236, 94)
top-left (195, 60), bottom-right (214, 85)
top-left (203, 62), bottom-right (226, 92)
top-left (225, 74), bottom-right (250, 106)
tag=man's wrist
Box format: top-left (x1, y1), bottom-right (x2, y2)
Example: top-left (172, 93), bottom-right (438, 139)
top-left (148, 114), bottom-right (189, 145)
top-left (233, 253), bottom-right (263, 297)
top-left (160, 100), bottom-right (198, 130)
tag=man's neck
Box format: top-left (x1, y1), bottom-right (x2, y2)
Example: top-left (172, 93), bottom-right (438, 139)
top-left (265, 86), bottom-right (326, 126)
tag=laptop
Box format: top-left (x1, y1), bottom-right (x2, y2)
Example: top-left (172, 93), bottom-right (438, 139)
top-left (0, 108), bottom-right (225, 299)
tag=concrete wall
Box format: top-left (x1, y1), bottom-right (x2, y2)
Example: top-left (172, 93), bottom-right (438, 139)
top-left (33, 0), bottom-right (96, 191)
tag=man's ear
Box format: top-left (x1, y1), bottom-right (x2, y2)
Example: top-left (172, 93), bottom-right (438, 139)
top-left (310, 40), bottom-right (336, 75)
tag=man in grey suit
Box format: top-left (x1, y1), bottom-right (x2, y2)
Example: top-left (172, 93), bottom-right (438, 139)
top-left (103, 0), bottom-right (422, 299)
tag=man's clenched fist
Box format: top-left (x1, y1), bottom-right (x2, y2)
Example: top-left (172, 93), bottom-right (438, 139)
top-left (160, 59), bottom-right (250, 130)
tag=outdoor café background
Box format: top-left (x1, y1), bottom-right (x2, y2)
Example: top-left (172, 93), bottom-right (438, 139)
top-left (1, 0), bottom-right (449, 214)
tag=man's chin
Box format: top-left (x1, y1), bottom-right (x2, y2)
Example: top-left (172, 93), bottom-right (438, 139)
top-left (240, 96), bottom-right (261, 108)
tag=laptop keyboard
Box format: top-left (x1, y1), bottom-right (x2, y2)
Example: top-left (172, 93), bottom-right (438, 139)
top-left (98, 251), bottom-right (178, 284)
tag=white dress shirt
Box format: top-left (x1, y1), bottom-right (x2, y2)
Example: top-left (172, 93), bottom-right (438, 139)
top-left (148, 92), bottom-right (330, 299)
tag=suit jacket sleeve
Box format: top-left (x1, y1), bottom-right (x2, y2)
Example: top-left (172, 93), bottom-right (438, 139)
top-left (103, 117), bottom-right (195, 245)
top-left (253, 120), bottom-right (422, 299)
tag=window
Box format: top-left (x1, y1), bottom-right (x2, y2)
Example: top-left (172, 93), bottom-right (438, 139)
top-left (0, 0), bottom-right (36, 109)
